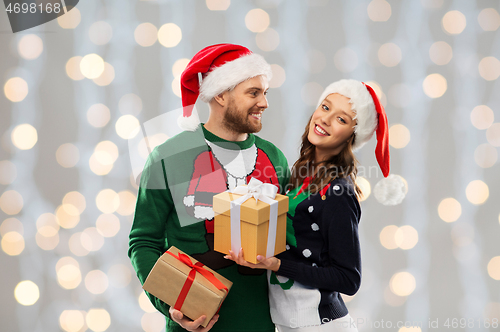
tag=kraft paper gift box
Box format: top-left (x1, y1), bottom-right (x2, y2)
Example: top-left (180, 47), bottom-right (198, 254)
top-left (142, 246), bottom-right (232, 327)
top-left (213, 179), bottom-right (289, 264)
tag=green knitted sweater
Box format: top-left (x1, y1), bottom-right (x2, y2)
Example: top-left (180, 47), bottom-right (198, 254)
top-left (129, 125), bottom-right (289, 332)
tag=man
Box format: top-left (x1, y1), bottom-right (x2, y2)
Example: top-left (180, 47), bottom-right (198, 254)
top-left (129, 44), bottom-right (290, 332)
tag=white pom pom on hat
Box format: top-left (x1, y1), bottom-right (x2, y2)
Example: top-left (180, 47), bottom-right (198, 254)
top-left (374, 174), bottom-right (408, 206)
top-left (317, 79), bottom-right (406, 205)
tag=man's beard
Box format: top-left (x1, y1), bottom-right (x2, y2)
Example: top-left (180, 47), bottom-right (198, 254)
top-left (222, 96), bottom-right (262, 134)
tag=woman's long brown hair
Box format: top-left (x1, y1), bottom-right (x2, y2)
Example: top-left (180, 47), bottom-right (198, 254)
top-left (289, 115), bottom-right (363, 199)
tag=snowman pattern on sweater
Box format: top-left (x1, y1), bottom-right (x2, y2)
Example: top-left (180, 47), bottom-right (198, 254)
top-left (182, 138), bottom-right (281, 272)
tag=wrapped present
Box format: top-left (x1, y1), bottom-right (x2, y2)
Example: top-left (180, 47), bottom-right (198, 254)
top-left (213, 177), bottom-right (289, 264)
top-left (142, 246), bottom-right (232, 327)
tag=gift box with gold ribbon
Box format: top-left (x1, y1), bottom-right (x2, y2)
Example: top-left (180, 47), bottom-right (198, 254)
top-left (142, 246), bottom-right (232, 327)
top-left (213, 178), bottom-right (289, 264)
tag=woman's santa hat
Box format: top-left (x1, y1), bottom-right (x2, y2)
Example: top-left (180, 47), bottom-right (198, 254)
top-left (178, 43), bottom-right (272, 131)
top-left (317, 79), bottom-right (407, 205)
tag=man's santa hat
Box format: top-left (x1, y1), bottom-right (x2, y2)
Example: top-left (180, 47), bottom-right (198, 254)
top-left (317, 79), bottom-right (407, 205)
top-left (178, 43), bottom-right (272, 131)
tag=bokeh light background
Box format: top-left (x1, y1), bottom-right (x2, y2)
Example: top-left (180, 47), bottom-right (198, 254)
top-left (1, 0), bottom-right (500, 331)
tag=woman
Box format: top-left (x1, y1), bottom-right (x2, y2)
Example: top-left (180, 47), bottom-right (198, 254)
top-left (226, 79), bottom-right (393, 331)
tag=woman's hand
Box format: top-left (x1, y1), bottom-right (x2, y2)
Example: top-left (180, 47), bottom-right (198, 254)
top-left (224, 248), bottom-right (281, 272)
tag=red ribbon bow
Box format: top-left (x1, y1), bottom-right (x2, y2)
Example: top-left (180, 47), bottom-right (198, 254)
top-left (166, 251), bottom-right (228, 311)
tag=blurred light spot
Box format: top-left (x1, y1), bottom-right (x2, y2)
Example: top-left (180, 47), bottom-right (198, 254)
top-left (66, 56), bottom-right (85, 81)
top-left (87, 104), bottom-right (111, 128)
top-left (96, 214), bottom-right (120, 238)
top-left (0, 217), bottom-right (23, 236)
top-left (438, 198), bottom-right (462, 222)
top-left (423, 73), bottom-right (447, 98)
top-left (57, 262), bottom-right (82, 289)
top-left (86, 309), bottom-right (111, 332)
top-left (474, 144), bottom-right (497, 168)
top-left (420, 0), bottom-right (443, 9)
top-left (334, 47), bottom-right (358, 73)
top-left (488, 256), bottom-right (500, 280)
top-left (56, 143), bottom-right (79, 168)
top-left (60, 310), bottom-right (85, 332)
top-left (486, 123), bottom-right (500, 146)
top-left (158, 23), bottom-right (182, 48)
top-left (451, 223), bottom-right (474, 247)
top-left (148, 133), bottom-right (168, 152)
top-left (429, 41), bottom-right (453, 65)
top-left (301, 82), bottom-right (323, 106)
top-left (116, 115), bottom-right (140, 139)
top-left (18, 34), bottom-right (43, 60)
top-left (108, 264), bottom-right (131, 288)
top-left (478, 8), bottom-right (500, 31)
top-left (96, 189), bottom-right (120, 214)
top-left (63, 191), bottom-right (86, 215)
top-left (36, 231), bottom-right (59, 251)
top-left (395, 225), bottom-right (418, 250)
top-left (93, 62), bottom-right (115, 86)
top-left (479, 56), bottom-right (500, 81)
top-left (304, 49), bottom-right (326, 74)
top-left (256, 28), bottom-right (279, 52)
top-left (367, 0), bottom-right (391, 22)
top-left (119, 93), bottom-right (142, 116)
top-left (0, 160), bottom-right (17, 185)
top-left (141, 312), bottom-right (165, 332)
top-left (380, 225), bottom-right (399, 250)
top-left (388, 83), bottom-right (412, 108)
top-left (389, 124), bottom-right (410, 149)
top-left (466, 180), bottom-right (489, 205)
top-left (12, 123), bottom-right (37, 150)
top-left (139, 291), bottom-right (157, 313)
top-left (56, 256), bottom-right (79, 272)
top-left (206, 0), bottom-right (230, 11)
top-left (442, 10), bottom-right (466, 34)
top-left (89, 153), bottom-right (114, 176)
top-left (356, 176), bottom-right (371, 202)
top-left (117, 190), bottom-right (136, 216)
top-left (471, 105), bottom-right (494, 129)
top-left (364, 81), bottom-right (385, 104)
top-left (378, 43), bottom-right (402, 67)
top-left (94, 141), bottom-right (119, 166)
top-left (384, 285), bottom-right (406, 306)
top-left (36, 213), bottom-right (59, 235)
top-left (85, 270), bottom-right (109, 294)
top-left (390, 271), bottom-right (416, 296)
top-left (0, 190), bottom-right (23, 215)
top-left (138, 133), bottom-right (169, 160)
top-left (56, 204), bottom-right (80, 229)
top-left (89, 21), bottom-right (113, 45)
top-left (14, 280), bottom-right (39, 306)
top-left (4, 77), bottom-right (28, 102)
top-left (171, 76), bottom-right (181, 97)
top-left (1, 231), bottom-right (24, 255)
top-left (82, 227), bottom-right (104, 252)
top-left (135, 22), bottom-right (158, 47)
top-left (80, 54), bottom-right (105, 79)
top-left (58, 7), bottom-right (81, 29)
top-left (269, 64), bottom-right (286, 88)
top-left (68, 232), bottom-right (90, 256)
top-left (172, 59), bottom-right (190, 79)
top-left (245, 8), bottom-right (270, 33)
